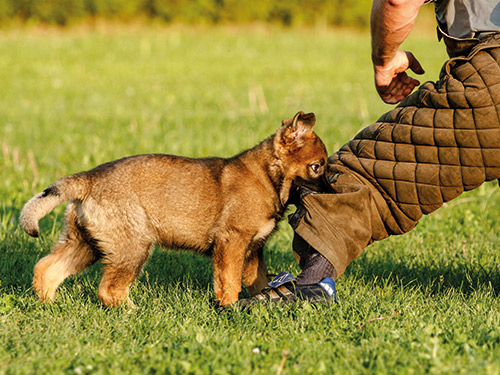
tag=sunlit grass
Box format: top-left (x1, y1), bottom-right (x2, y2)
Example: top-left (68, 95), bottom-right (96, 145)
top-left (1, 25), bottom-right (499, 375)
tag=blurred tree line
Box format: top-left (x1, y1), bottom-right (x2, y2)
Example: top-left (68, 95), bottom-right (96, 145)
top-left (0, 0), bottom-right (372, 27)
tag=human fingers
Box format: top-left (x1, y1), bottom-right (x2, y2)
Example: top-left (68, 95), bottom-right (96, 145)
top-left (380, 72), bottom-right (420, 104)
top-left (374, 51), bottom-right (415, 98)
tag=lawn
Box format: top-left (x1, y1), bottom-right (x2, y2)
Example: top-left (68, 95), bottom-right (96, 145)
top-left (1, 24), bottom-right (499, 374)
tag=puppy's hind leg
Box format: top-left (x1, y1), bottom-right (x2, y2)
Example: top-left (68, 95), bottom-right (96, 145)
top-left (33, 205), bottom-right (100, 302)
top-left (97, 241), bottom-right (152, 308)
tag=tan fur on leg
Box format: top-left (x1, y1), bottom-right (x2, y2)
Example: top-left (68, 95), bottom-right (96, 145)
top-left (212, 234), bottom-right (250, 306)
top-left (33, 238), bottom-right (96, 302)
top-left (98, 265), bottom-right (137, 307)
top-left (242, 249), bottom-right (269, 296)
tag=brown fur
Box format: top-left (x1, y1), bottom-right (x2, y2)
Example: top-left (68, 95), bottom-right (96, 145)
top-left (20, 112), bottom-right (328, 307)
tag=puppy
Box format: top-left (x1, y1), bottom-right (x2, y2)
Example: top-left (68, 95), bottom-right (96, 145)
top-left (20, 111), bottom-right (328, 307)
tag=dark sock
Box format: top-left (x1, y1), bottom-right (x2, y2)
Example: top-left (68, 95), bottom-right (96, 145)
top-left (295, 250), bottom-right (336, 285)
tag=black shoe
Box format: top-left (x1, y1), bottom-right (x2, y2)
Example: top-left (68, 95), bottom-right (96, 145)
top-left (234, 271), bottom-right (337, 309)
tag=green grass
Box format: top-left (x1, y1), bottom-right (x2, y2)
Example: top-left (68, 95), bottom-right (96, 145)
top-left (1, 24), bottom-right (500, 374)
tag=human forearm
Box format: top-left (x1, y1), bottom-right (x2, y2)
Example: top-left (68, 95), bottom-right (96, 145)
top-left (370, 0), bottom-right (425, 67)
top-left (370, 0), bottom-right (426, 103)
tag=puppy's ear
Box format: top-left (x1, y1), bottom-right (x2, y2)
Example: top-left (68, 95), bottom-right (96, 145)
top-left (280, 111), bottom-right (316, 146)
top-left (281, 117), bottom-right (294, 127)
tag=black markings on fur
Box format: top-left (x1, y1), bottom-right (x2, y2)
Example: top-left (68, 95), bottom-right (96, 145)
top-left (41, 186), bottom-right (59, 198)
top-left (75, 220), bottom-right (105, 261)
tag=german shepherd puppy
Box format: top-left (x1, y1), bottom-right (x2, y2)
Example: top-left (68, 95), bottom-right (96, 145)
top-left (20, 112), bottom-right (328, 307)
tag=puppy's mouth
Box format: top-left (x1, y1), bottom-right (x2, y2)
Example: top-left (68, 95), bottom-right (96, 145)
top-left (287, 184), bottom-right (303, 206)
top-left (288, 175), bottom-right (332, 205)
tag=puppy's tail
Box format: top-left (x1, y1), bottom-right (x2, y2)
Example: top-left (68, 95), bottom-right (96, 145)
top-left (20, 173), bottom-right (90, 237)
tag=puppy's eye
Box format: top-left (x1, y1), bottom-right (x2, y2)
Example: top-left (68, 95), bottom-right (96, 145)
top-left (310, 163), bottom-right (321, 174)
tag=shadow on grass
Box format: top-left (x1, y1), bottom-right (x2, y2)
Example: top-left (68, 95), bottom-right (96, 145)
top-left (142, 246), bottom-right (500, 299)
top-left (0, 239), bottom-right (215, 298)
top-left (140, 248), bottom-right (214, 291)
top-left (5, 229), bottom-right (500, 303)
top-left (346, 254), bottom-right (500, 296)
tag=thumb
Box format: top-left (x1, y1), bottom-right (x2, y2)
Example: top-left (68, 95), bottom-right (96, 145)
top-left (405, 51), bottom-right (425, 75)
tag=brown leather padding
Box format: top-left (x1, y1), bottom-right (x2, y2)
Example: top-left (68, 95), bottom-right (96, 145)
top-left (335, 34), bottom-right (500, 232)
top-left (294, 34), bottom-right (500, 277)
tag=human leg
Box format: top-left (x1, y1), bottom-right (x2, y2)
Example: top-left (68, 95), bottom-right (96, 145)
top-left (234, 168), bottom-right (389, 307)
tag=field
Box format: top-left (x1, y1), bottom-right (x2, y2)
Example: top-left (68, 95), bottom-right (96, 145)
top-left (1, 24), bottom-right (500, 374)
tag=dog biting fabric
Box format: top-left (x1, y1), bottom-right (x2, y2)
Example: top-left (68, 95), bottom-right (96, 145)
top-left (20, 112), bottom-right (329, 307)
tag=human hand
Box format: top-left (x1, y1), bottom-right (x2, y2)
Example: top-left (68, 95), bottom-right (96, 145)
top-left (373, 50), bottom-right (425, 104)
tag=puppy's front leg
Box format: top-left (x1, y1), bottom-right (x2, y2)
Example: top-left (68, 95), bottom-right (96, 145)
top-left (242, 247), bottom-right (269, 296)
top-left (212, 234), bottom-right (248, 306)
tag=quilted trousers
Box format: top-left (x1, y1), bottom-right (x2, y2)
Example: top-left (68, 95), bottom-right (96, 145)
top-left (291, 33), bottom-right (500, 278)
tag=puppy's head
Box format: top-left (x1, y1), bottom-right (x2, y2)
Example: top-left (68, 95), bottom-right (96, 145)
top-left (274, 111), bottom-right (329, 204)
